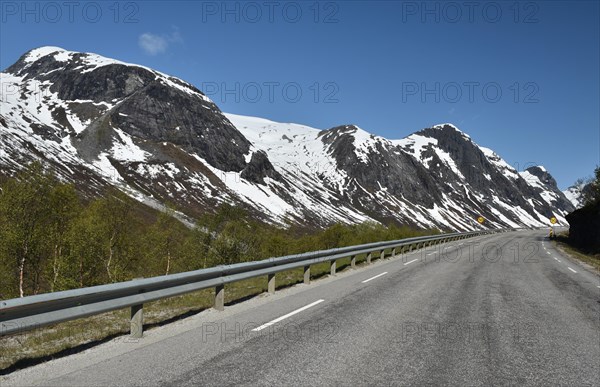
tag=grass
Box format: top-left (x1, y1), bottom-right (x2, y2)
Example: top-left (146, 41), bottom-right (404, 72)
top-left (552, 233), bottom-right (600, 272)
top-left (0, 250), bottom-right (391, 373)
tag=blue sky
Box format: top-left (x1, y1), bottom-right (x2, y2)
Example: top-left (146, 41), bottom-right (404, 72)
top-left (1, 0), bottom-right (598, 189)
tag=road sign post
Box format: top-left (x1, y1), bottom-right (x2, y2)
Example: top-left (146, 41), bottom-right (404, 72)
top-left (550, 217), bottom-right (557, 239)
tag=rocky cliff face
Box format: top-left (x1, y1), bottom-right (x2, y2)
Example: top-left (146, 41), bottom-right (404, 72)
top-left (0, 47), bottom-right (576, 230)
top-left (522, 166), bottom-right (575, 214)
top-left (564, 181), bottom-right (594, 209)
top-left (4, 47), bottom-right (250, 172)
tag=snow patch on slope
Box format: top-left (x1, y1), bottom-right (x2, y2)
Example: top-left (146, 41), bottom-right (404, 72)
top-left (563, 185), bottom-right (585, 208)
top-left (479, 146), bottom-right (520, 180)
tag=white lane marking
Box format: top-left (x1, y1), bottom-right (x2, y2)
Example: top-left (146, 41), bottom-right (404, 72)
top-left (426, 252), bottom-right (436, 256)
top-left (597, 286), bottom-right (600, 288)
top-left (567, 267), bottom-right (577, 273)
top-left (547, 252), bottom-right (551, 255)
top-left (362, 272), bottom-right (388, 283)
top-left (404, 259), bottom-right (418, 266)
top-left (252, 299), bottom-right (325, 332)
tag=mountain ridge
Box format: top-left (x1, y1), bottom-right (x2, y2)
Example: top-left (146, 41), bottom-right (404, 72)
top-left (0, 46), bottom-right (575, 230)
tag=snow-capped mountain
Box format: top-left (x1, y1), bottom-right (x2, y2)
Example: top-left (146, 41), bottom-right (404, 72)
top-left (0, 47), bottom-right (575, 230)
top-left (564, 186), bottom-right (583, 208)
top-left (563, 181), bottom-right (592, 209)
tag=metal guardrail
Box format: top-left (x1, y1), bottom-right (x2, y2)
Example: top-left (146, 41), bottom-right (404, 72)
top-left (0, 229), bottom-right (511, 338)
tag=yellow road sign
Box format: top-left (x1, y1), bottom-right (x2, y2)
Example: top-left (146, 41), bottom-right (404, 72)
top-left (477, 216), bottom-right (485, 224)
top-left (550, 217), bottom-right (557, 224)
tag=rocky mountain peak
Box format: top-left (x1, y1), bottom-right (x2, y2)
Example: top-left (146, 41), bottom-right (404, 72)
top-left (240, 150), bottom-right (282, 185)
top-left (525, 166), bottom-right (558, 189)
top-left (318, 124), bottom-right (363, 142)
top-left (2, 46), bottom-right (252, 172)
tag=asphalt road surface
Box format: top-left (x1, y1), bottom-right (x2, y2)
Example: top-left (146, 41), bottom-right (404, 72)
top-left (3, 230), bottom-right (599, 386)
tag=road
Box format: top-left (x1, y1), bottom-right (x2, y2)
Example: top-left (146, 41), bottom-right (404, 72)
top-left (3, 230), bottom-right (599, 386)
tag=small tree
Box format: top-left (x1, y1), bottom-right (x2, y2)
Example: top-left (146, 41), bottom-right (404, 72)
top-left (144, 207), bottom-right (182, 276)
top-left (46, 183), bottom-right (81, 291)
top-left (583, 166), bottom-right (600, 206)
top-left (65, 207), bottom-right (106, 288)
top-left (0, 162), bottom-right (54, 297)
top-left (67, 190), bottom-right (133, 285)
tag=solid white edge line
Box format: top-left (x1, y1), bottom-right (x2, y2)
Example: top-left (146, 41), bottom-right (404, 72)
top-left (362, 272), bottom-right (388, 283)
top-left (404, 259), bottom-right (418, 266)
top-left (567, 267), bottom-right (577, 273)
top-left (252, 299), bottom-right (325, 332)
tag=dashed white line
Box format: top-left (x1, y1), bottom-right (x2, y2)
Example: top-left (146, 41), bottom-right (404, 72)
top-left (404, 259), bottom-right (419, 266)
top-left (426, 252), bottom-right (436, 256)
top-left (252, 299), bottom-right (325, 332)
top-left (361, 272), bottom-right (388, 283)
top-left (567, 267), bottom-right (577, 273)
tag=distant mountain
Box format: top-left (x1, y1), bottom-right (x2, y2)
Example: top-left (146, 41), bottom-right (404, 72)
top-left (563, 181), bottom-right (593, 209)
top-left (0, 47), bottom-right (575, 230)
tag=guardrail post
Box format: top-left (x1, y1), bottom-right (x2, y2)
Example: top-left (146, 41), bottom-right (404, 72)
top-left (391, 248), bottom-right (396, 258)
top-left (268, 273), bottom-right (275, 294)
top-left (366, 252), bottom-right (372, 264)
top-left (215, 284), bottom-right (225, 311)
top-left (330, 260), bottom-right (336, 276)
top-left (303, 265), bottom-right (310, 284)
top-left (130, 304), bottom-right (143, 338)
top-left (380, 249), bottom-right (385, 260)
top-left (351, 255), bottom-right (356, 268)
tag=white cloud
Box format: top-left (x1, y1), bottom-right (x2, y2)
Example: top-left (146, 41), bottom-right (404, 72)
top-left (139, 33), bottom-right (168, 55)
top-left (138, 28), bottom-right (183, 56)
